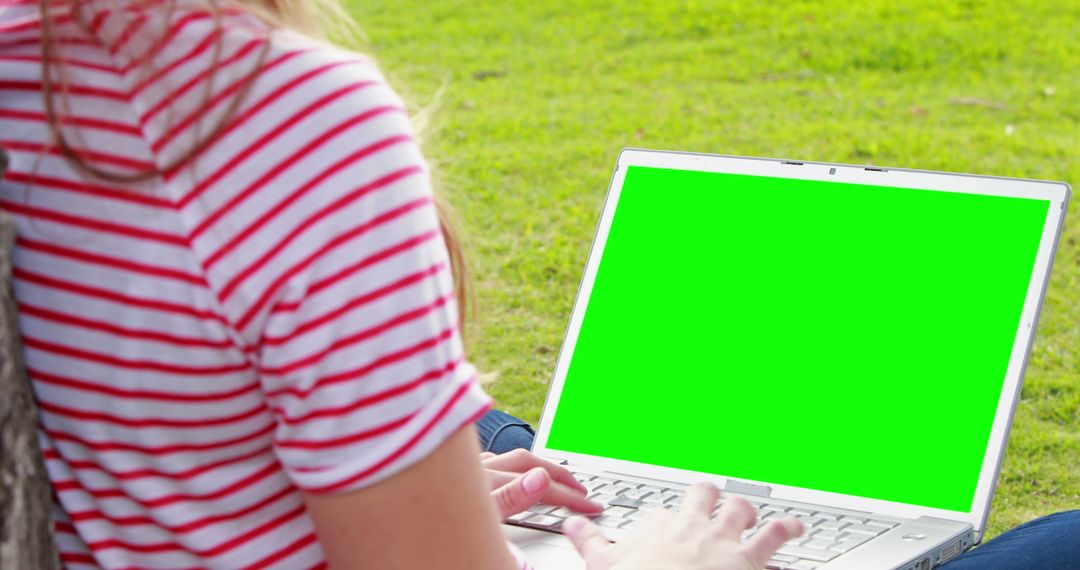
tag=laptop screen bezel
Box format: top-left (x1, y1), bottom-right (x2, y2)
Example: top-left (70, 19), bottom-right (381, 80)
top-left (529, 148), bottom-right (1071, 535)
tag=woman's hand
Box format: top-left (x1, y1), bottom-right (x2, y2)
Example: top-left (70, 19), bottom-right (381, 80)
top-left (481, 449), bottom-right (604, 519)
top-left (563, 482), bottom-right (805, 570)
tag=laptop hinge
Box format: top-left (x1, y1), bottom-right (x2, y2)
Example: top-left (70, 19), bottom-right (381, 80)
top-left (724, 479), bottom-right (772, 498)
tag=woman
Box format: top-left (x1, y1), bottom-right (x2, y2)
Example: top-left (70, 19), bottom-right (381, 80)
top-left (0, 1), bottom-right (1074, 569)
top-left (0, 0), bottom-right (803, 567)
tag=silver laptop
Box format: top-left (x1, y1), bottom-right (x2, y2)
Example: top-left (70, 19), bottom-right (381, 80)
top-left (504, 149), bottom-right (1071, 570)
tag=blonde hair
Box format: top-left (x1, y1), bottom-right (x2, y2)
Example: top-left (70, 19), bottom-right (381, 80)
top-left (38, 0), bottom-right (471, 327)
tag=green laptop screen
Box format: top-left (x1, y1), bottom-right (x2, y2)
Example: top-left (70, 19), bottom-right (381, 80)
top-left (545, 166), bottom-right (1050, 512)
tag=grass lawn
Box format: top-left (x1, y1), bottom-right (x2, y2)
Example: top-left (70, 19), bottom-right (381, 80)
top-left (344, 0), bottom-right (1079, 538)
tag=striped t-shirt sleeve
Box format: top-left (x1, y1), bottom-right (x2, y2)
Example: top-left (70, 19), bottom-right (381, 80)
top-left (185, 44), bottom-right (491, 494)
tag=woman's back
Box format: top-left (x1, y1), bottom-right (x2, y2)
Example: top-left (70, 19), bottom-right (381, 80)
top-left (0, 2), bottom-right (487, 567)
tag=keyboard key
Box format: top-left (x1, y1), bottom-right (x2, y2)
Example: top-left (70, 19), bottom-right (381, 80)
top-left (801, 538), bottom-right (835, 550)
top-left (830, 541), bottom-right (866, 553)
top-left (583, 480), bottom-right (608, 492)
top-left (811, 530), bottom-right (840, 541)
top-left (830, 534), bottom-right (872, 553)
top-left (642, 492), bottom-right (672, 504)
top-left (528, 504), bottom-right (556, 515)
top-left (838, 528), bottom-right (872, 544)
top-left (843, 523), bottom-right (888, 536)
top-left (776, 545), bottom-right (840, 562)
top-left (818, 521), bottom-right (849, 532)
top-left (788, 509), bottom-right (814, 517)
top-left (572, 472), bottom-right (595, 482)
top-left (867, 520), bottom-right (898, 530)
top-left (550, 508), bottom-right (578, 518)
top-left (812, 511), bottom-right (840, 521)
top-left (623, 488), bottom-right (653, 500)
top-left (507, 512), bottom-right (532, 524)
top-left (837, 532), bottom-right (873, 544)
top-left (609, 496), bottom-right (646, 509)
top-left (839, 516), bottom-right (868, 525)
top-left (525, 515), bottom-right (564, 530)
top-left (768, 560), bottom-right (818, 570)
top-left (589, 493), bottom-right (617, 505)
top-left (762, 504), bottom-right (791, 514)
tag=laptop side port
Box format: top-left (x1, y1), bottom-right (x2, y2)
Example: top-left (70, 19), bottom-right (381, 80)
top-left (899, 557), bottom-right (931, 570)
top-left (935, 538), bottom-right (965, 566)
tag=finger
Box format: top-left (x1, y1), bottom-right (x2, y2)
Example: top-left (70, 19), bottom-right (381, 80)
top-left (713, 495), bottom-right (757, 536)
top-left (492, 467), bottom-right (550, 519)
top-left (487, 469), bottom-right (602, 513)
top-left (486, 469), bottom-right (519, 489)
top-left (743, 518), bottom-right (805, 568)
top-left (539, 480), bottom-right (604, 514)
top-left (545, 463), bottom-right (589, 494)
top-left (486, 449), bottom-right (589, 494)
top-left (479, 451), bottom-right (496, 460)
top-left (682, 482), bottom-right (721, 518)
top-left (563, 516), bottom-right (612, 563)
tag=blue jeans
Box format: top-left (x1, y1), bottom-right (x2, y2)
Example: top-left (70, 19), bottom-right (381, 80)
top-left (477, 410), bottom-right (1080, 568)
top-left (476, 409), bottom-right (536, 454)
top-left (939, 509), bottom-right (1080, 568)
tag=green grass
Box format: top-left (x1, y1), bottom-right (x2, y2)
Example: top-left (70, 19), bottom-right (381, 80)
top-left (344, 0), bottom-right (1080, 538)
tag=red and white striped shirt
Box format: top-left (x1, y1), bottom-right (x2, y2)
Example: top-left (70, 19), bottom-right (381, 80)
top-left (0, 1), bottom-right (500, 567)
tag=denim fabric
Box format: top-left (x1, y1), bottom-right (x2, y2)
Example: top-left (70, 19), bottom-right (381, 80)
top-left (476, 409), bottom-right (536, 454)
top-left (940, 509), bottom-right (1080, 569)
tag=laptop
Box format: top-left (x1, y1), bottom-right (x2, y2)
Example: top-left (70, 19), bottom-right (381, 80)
top-left (503, 149), bottom-right (1071, 570)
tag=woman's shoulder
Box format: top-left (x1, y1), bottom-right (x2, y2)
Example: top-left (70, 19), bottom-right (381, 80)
top-left (147, 10), bottom-right (420, 201)
top-left (193, 26), bottom-right (419, 184)
top-left (254, 29), bottom-right (404, 117)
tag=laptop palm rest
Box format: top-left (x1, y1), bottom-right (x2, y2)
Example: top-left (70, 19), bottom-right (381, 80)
top-left (503, 517), bottom-right (970, 570)
top-left (503, 525), bottom-right (584, 570)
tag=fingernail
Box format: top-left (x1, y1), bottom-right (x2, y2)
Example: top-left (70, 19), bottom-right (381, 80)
top-left (523, 469), bottom-right (546, 494)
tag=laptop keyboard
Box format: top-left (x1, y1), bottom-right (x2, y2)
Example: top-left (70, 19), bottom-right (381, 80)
top-left (505, 472), bottom-right (899, 570)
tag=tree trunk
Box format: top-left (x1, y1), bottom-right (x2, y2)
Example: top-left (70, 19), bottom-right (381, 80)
top-left (0, 153), bottom-right (60, 569)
